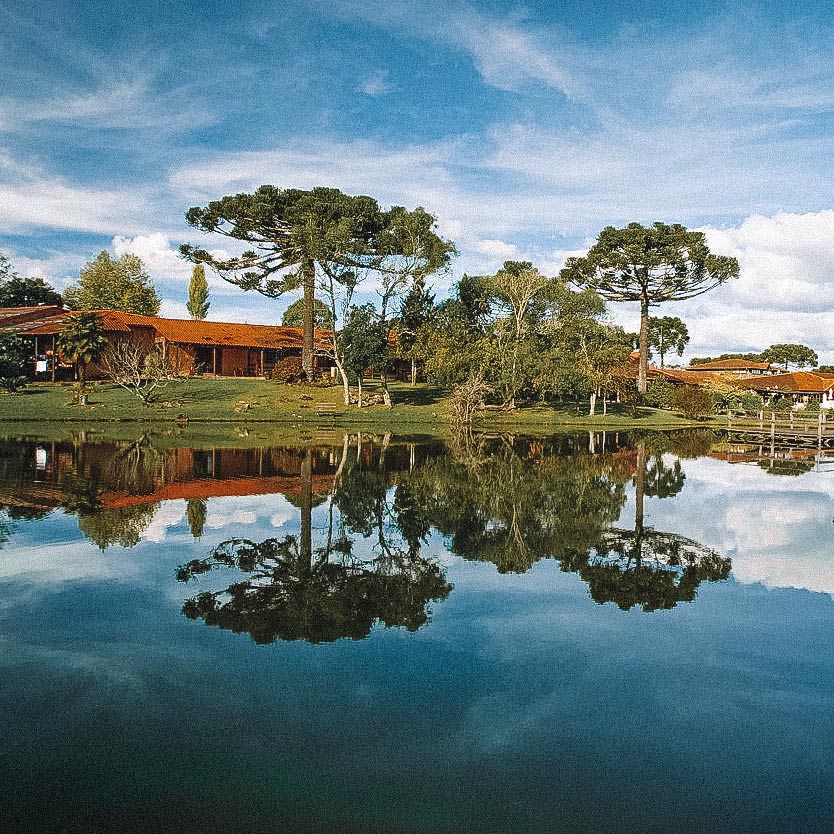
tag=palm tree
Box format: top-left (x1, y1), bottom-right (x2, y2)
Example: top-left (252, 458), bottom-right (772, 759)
top-left (56, 313), bottom-right (106, 401)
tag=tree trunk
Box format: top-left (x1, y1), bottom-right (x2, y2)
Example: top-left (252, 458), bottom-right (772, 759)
top-left (300, 448), bottom-right (313, 563)
top-left (638, 296), bottom-right (650, 395)
top-left (380, 371), bottom-right (392, 408)
top-left (301, 258), bottom-right (315, 382)
top-left (589, 389), bottom-right (597, 416)
top-left (357, 375), bottom-right (363, 409)
top-left (411, 358), bottom-right (417, 386)
top-left (332, 355), bottom-right (351, 406)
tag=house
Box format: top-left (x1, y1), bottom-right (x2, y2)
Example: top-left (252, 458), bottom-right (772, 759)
top-left (0, 307), bottom-right (332, 380)
top-left (742, 371), bottom-right (834, 408)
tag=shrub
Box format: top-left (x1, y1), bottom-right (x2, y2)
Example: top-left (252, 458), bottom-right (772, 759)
top-left (671, 385), bottom-right (714, 420)
top-left (644, 378), bottom-right (675, 408)
top-left (270, 356), bottom-right (304, 383)
top-left (0, 331), bottom-right (30, 393)
top-left (803, 399), bottom-right (821, 414)
top-left (770, 397), bottom-right (792, 413)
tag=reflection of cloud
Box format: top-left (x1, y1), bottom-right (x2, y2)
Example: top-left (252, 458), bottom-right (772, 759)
top-left (142, 502), bottom-right (183, 543)
top-left (644, 457), bottom-right (834, 599)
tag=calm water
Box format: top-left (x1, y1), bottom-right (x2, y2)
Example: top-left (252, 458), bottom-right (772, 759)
top-left (0, 430), bottom-right (832, 833)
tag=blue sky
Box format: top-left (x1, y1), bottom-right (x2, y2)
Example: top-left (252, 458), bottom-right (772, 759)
top-left (3, 0), bottom-right (834, 360)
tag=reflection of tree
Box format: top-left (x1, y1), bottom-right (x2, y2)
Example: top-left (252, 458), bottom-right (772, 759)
top-left (58, 438), bottom-right (162, 549)
top-left (177, 437), bottom-right (451, 644)
top-left (178, 535), bottom-right (451, 644)
top-left (186, 498), bottom-right (207, 539)
top-left (562, 442), bottom-right (730, 611)
top-left (76, 504), bottom-right (160, 550)
top-left (405, 436), bottom-right (628, 573)
top-left (757, 457), bottom-right (815, 477)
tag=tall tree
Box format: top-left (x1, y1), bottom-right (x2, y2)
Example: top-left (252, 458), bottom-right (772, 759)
top-left (181, 186), bottom-right (384, 382)
top-left (186, 265), bottom-right (210, 320)
top-left (560, 222), bottom-right (738, 394)
top-left (56, 312), bottom-right (106, 394)
top-left (647, 315), bottom-right (689, 367)
top-left (64, 252), bottom-right (161, 315)
top-left (395, 277), bottom-right (435, 385)
top-left (760, 343), bottom-right (818, 370)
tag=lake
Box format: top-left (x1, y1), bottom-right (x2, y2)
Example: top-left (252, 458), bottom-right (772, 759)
top-left (1, 429), bottom-right (832, 833)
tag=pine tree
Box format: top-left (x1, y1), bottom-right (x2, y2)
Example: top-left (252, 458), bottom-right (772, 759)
top-left (186, 265), bottom-right (210, 320)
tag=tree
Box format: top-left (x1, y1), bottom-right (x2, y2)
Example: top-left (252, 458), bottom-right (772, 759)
top-left (0, 254), bottom-right (63, 308)
top-left (64, 252), bottom-right (161, 315)
top-left (394, 277), bottom-right (435, 385)
top-left (281, 297), bottom-right (333, 328)
top-left (647, 315), bottom-right (689, 368)
top-left (56, 312), bottom-right (106, 396)
top-left (339, 304), bottom-right (389, 408)
top-left (186, 498), bottom-right (207, 539)
top-left (181, 186), bottom-right (384, 382)
top-left (100, 340), bottom-right (178, 404)
top-left (671, 384), bottom-right (714, 419)
top-left (760, 343), bottom-right (818, 370)
top-left (186, 265), bottom-right (210, 319)
top-left (561, 222), bottom-right (738, 394)
top-left (0, 331), bottom-right (31, 393)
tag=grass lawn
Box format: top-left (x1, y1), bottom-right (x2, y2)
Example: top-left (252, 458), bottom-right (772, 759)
top-left (0, 378), bottom-right (712, 435)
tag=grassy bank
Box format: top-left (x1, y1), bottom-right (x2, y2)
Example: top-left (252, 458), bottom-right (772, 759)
top-left (0, 378), bottom-right (710, 434)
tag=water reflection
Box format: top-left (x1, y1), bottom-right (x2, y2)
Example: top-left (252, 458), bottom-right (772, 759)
top-left (0, 431), bottom-right (734, 629)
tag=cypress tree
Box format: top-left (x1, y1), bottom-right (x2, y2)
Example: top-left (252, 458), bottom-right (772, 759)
top-left (186, 265), bottom-right (210, 320)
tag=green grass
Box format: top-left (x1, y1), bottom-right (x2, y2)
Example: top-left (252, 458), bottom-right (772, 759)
top-left (0, 378), bottom-right (712, 436)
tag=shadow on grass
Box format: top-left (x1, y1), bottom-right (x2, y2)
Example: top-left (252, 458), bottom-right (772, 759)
top-left (389, 386), bottom-right (445, 406)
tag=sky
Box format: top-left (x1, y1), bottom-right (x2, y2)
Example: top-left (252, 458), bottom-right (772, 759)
top-left (2, 0), bottom-right (834, 361)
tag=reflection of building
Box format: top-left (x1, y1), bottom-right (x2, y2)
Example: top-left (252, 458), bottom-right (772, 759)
top-left (0, 306), bottom-right (332, 379)
top-left (0, 442), bottom-right (341, 514)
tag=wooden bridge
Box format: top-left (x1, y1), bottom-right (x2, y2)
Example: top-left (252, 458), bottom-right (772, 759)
top-left (724, 410), bottom-right (834, 450)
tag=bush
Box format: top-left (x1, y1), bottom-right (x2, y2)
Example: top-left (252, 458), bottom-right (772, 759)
top-left (802, 399), bottom-right (821, 414)
top-left (771, 397), bottom-right (792, 413)
top-left (671, 385), bottom-right (714, 420)
top-left (270, 356), bottom-right (304, 383)
top-left (0, 331), bottom-right (30, 393)
top-left (644, 378), bottom-right (675, 409)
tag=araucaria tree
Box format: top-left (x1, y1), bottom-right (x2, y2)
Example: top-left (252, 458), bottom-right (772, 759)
top-left (180, 186), bottom-right (384, 383)
top-left (760, 343), bottom-right (818, 370)
top-left (64, 252), bottom-right (161, 315)
top-left (561, 223), bottom-right (739, 394)
top-left (186, 265), bottom-right (210, 319)
top-left (0, 253), bottom-right (63, 308)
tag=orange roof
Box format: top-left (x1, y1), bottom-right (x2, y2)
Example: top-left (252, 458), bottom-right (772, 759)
top-left (149, 316), bottom-right (331, 350)
top-left (0, 305), bottom-right (64, 328)
top-left (744, 371), bottom-right (834, 394)
top-left (686, 358), bottom-right (775, 371)
top-left (2, 307), bottom-right (332, 350)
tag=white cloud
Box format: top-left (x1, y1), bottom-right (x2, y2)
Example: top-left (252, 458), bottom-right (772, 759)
top-left (359, 70), bottom-right (393, 96)
top-left (472, 239), bottom-right (519, 260)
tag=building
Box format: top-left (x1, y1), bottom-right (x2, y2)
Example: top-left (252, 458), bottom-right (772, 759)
top-left (0, 307), bottom-right (332, 380)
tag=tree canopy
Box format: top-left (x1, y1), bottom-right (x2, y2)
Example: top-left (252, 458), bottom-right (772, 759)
top-left (181, 185), bottom-right (385, 380)
top-left (64, 252), bottom-right (161, 315)
top-left (760, 342), bottom-right (818, 370)
top-left (0, 253), bottom-right (63, 308)
top-left (560, 222), bottom-right (738, 393)
top-left (281, 297), bottom-right (333, 328)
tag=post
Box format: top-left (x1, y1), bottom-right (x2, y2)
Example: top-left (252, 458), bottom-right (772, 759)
top-left (759, 410), bottom-right (763, 430)
top-left (212, 347), bottom-right (217, 375)
top-left (51, 334), bottom-right (57, 381)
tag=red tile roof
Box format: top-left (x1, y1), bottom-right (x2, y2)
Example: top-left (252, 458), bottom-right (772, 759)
top-left (685, 358), bottom-right (775, 372)
top-left (0, 307), bottom-right (331, 350)
top-left (743, 371), bottom-right (834, 394)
